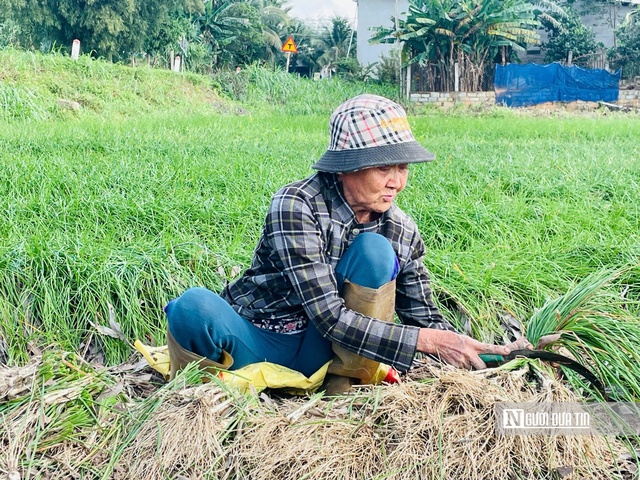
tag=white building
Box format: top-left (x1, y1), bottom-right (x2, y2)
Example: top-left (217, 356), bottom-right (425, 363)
top-left (355, 0), bottom-right (409, 67)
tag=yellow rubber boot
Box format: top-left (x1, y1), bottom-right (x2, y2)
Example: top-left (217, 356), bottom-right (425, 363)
top-left (167, 330), bottom-right (234, 381)
top-left (327, 280), bottom-right (400, 387)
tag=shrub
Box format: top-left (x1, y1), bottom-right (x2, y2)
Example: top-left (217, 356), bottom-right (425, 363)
top-left (609, 21), bottom-right (640, 79)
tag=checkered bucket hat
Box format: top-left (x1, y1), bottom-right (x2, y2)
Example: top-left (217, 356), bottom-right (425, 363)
top-left (312, 94), bottom-right (435, 173)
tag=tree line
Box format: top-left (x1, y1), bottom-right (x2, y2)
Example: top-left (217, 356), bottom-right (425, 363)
top-left (0, 0), bottom-right (638, 87)
top-left (0, 0), bottom-right (361, 77)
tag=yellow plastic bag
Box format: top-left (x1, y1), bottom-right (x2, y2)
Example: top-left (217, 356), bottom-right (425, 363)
top-left (134, 340), bottom-right (171, 379)
top-left (219, 360), bottom-right (330, 395)
top-left (134, 340), bottom-right (329, 395)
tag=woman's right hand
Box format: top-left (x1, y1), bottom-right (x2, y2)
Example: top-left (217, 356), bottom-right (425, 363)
top-left (417, 328), bottom-right (511, 370)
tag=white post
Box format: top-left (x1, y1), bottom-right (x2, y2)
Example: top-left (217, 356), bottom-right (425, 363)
top-left (285, 51), bottom-right (291, 73)
top-left (173, 55), bottom-right (181, 72)
top-left (71, 39), bottom-right (80, 60)
top-left (454, 62), bottom-right (459, 92)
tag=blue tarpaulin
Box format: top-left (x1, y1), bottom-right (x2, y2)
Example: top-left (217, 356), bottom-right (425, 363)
top-left (494, 63), bottom-right (620, 107)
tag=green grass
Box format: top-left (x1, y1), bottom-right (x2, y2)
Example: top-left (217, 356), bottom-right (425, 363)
top-left (406, 113), bottom-right (640, 338)
top-left (523, 268), bottom-right (640, 401)
top-left (1, 44), bottom-right (640, 480)
top-left (0, 47), bottom-right (397, 121)
top-left (0, 47), bottom-right (639, 367)
top-left (0, 48), bottom-right (220, 121)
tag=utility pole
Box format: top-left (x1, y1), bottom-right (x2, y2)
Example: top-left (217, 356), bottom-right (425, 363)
top-left (395, 0), bottom-right (402, 98)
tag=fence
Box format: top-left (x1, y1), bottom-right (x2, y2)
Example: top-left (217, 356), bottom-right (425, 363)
top-left (410, 89), bottom-right (640, 109)
top-left (494, 63), bottom-right (620, 107)
top-left (409, 60), bottom-right (495, 93)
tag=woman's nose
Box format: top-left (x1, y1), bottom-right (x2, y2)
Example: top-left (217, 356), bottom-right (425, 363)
top-left (387, 169), bottom-right (402, 188)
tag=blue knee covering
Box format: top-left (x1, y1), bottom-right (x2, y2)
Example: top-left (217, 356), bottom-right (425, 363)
top-left (335, 232), bottom-right (399, 289)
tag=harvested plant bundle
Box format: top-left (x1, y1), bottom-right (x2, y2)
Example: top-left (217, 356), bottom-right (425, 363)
top-left (526, 268), bottom-right (640, 401)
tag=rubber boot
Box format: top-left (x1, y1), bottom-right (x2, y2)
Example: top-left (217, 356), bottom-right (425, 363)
top-left (167, 330), bottom-right (234, 381)
top-left (325, 280), bottom-right (399, 393)
top-left (342, 279), bottom-right (396, 322)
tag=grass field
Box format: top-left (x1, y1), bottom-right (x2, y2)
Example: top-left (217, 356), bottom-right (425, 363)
top-left (1, 48), bottom-right (640, 480)
top-left (1, 48), bottom-right (639, 364)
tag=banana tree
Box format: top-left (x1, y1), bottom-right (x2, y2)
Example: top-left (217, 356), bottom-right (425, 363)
top-left (371, 0), bottom-right (541, 91)
top-left (194, 0), bottom-right (249, 68)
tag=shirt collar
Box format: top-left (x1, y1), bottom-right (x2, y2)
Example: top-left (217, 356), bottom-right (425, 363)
top-left (320, 172), bottom-right (356, 224)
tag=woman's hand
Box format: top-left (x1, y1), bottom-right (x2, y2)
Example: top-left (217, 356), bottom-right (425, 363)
top-left (417, 328), bottom-right (511, 370)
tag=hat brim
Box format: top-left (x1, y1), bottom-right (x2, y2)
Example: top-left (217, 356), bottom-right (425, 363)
top-left (312, 141), bottom-right (435, 173)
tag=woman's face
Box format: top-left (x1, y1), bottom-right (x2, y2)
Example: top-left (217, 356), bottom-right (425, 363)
top-left (338, 164), bottom-right (409, 223)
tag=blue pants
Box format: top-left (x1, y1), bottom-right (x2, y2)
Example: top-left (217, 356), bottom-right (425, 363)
top-left (166, 233), bottom-right (398, 377)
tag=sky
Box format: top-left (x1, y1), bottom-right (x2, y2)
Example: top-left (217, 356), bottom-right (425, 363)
top-left (286, 0), bottom-right (357, 25)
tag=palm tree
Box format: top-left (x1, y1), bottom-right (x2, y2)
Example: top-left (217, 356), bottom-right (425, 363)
top-left (280, 19), bottom-right (316, 73)
top-left (314, 16), bottom-right (356, 73)
top-left (189, 0), bottom-right (293, 69)
top-left (249, 0), bottom-right (292, 65)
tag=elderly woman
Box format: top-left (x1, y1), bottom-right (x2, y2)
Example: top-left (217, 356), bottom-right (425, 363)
top-left (165, 94), bottom-right (518, 382)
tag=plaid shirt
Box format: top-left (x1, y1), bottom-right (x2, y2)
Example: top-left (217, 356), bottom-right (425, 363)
top-left (221, 172), bottom-right (455, 372)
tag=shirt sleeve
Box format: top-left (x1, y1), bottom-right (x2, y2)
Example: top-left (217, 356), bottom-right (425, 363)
top-left (265, 188), bottom-right (420, 372)
top-left (394, 228), bottom-right (456, 332)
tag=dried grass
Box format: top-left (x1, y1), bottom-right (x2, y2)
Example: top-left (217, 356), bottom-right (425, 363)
top-left (230, 403), bottom-right (387, 480)
top-left (116, 361), bottom-right (622, 480)
top-left (218, 363), bottom-right (620, 480)
top-left (120, 383), bottom-right (251, 480)
top-left (0, 359), bottom-right (39, 402)
top-left (0, 357), bottom-right (627, 480)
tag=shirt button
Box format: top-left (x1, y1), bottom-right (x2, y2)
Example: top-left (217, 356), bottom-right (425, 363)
top-left (352, 228), bottom-right (360, 236)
